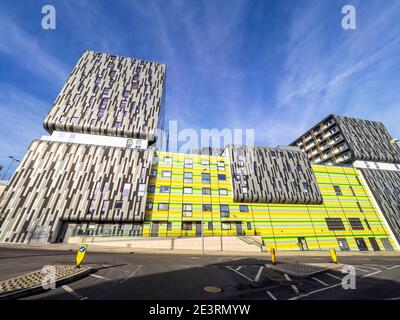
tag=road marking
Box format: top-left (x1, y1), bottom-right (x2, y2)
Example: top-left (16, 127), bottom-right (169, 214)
top-left (226, 266), bottom-right (254, 282)
top-left (361, 270), bottom-right (381, 278)
top-left (353, 266), bottom-right (372, 273)
top-left (267, 291), bottom-right (278, 300)
top-left (255, 266), bottom-right (264, 282)
top-left (235, 266), bottom-right (242, 271)
top-left (325, 272), bottom-right (341, 280)
top-left (365, 264), bottom-right (389, 269)
top-left (90, 274), bottom-right (114, 282)
top-left (120, 265), bottom-right (143, 283)
top-left (311, 277), bottom-right (329, 286)
top-left (289, 282), bottom-right (342, 300)
top-left (284, 274), bottom-right (291, 282)
top-left (62, 285), bottom-right (87, 300)
top-left (388, 265), bottom-right (400, 270)
top-left (291, 285), bottom-right (300, 294)
top-left (361, 265), bottom-right (380, 271)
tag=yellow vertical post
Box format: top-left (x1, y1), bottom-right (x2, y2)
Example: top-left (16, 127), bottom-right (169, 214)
top-left (271, 248), bottom-right (277, 265)
top-left (330, 248), bottom-right (337, 264)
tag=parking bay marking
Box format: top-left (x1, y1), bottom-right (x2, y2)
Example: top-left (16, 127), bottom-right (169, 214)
top-left (62, 285), bottom-right (87, 300)
top-left (311, 277), bottom-right (329, 287)
top-left (226, 266), bottom-right (264, 282)
top-left (120, 265), bottom-right (143, 283)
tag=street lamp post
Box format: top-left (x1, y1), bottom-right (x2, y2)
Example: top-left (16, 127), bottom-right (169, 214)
top-left (1, 156), bottom-right (20, 180)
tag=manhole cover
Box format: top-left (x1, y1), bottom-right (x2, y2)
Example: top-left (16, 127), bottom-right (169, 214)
top-left (203, 286), bottom-right (222, 293)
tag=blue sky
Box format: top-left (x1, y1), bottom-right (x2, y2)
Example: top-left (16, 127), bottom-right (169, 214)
top-left (0, 0), bottom-right (400, 178)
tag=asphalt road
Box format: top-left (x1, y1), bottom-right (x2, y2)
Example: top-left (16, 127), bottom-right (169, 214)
top-left (0, 247), bottom-right (399, 300)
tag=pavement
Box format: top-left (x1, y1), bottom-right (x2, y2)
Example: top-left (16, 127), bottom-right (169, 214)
top-left (0, 246), bottom-right (400, 300)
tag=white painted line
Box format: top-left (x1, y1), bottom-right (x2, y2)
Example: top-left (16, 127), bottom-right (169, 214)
top-left (226, 266), bottom-right (254, 282)
top-left (284, 273), bottom-right (291, 281)
top-left (289, 282), bottom-right (342, 300)
top-left (325, 272), bottom-right (341, 280)
top-left (235, 266), bottom-right (242, 271)
top-left (353, 266), bottom-right (372, 273)
top-left (388, 265), bottom-right (400, 270)
top-left (267, 290), bottom-right (278, 300)
top-left (361, 270), bottom-right (382, 278)
top-left (311, 277), bottom-right (329, 287)
top-left (120, 265), bottom-right (143, 283)
top-left (291, 285), bottom-right (300, 294)
top-left (62, 285), bottom-right (87, 300)
top-left (365, 264), bottom-right (389, 269)
top-left (361, 265), bottom-right (380, 271)
top-left (90, 274), bottom-right (114, 282)
top-left (255, 266), bottom-right (264, 282)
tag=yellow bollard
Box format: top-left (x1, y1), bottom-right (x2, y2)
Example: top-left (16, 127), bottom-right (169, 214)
top-left (75, 244), bottom-right (88, 268)
top-left (330, 248), bottom-right (337, 264)
top-left (271, 247), bottom-right (277, 265)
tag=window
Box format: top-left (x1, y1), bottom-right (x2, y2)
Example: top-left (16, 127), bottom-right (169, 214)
top-left (348, 218), bottom-right (364, 230)
top-left (182, 204), bottom-right (192, 216)
top-left (242, 187), bottom-right (248, 194)
top-left (247, 222), bottom-right (252, 230)
top-left (163, 156), bottom-right (172, 164)
top-left (87, 200), bottom-right (95, 213)
top-left (167, 222), bottom-right (172, 231)
top-left (221, 222), bottom-right (231, 230)
top-left (158, 203), bottom-right (169, 211)
top-left (184, 172), bottom-right (193, 183)
top-left (113, 121), bottom-right (122, 128)
top-left (239, 205), bottom-right (249, 212)
top-left (70, 117), bottom-right (78, 124)
top-left (271, 151), bottom-right (276, 159)
top-left (92, 181), bottom-right (101, 197)
top-left (102, 182), bottom-right (109, 194)
top-left (182, 222), bottom-right (192, 230)
top-left (202, 188), bottom-right (211, 195)
top-left (110, 70), bottom-right (117, 77)
top-left (184, 158), bottom-right (193, 168)
top-left (296, 165), bottom-right (303, 174)
top-left (137, 184), bottom-right (146, 196)
top-left (364, 219), bottom-right (371, 230)
top-left (146, 202), bottom-right (153, 210)
top-left (160, 186), bottom-right (170, 193)
top-left (325, 218), bottom-right (345, 231)
top-left (219, 189), bottom-right (228, 195)
top-left (101, 97), bottom-right (110, 106)
top-left (356, 201), bottom-right (363, 212)
top-left (115, 201), bottom-right (123, 210)
top-left (201, 159), bottom-right (209, 166)
top-left (98, 108), bottom-right (105, 118)
top-left (183, 187), bottom-right (192, 194)
top-left (220, 205), bottom-right (230, 217)
top-left (101, 200), bottom-right (109, 213)
top-left (302, 182), bottom-right (309, 193)
top-left (333, 186), bottom-right (342, 196)
top-left (123, 90), bottom-right (130, 99)
top-left (162, 170), bottom-right (171, 178)
top-left (208, 222), bottom-right (213, 230)
top-left (202, 204), bottom-right (212, 212)
top-left (217, 161), bottom-right (225, 170)
top-left (202, 173), bottom-right (211, 184)
top-left (120, 101), bottom-right (127, 109)
top-left (95, 77), bottom-right (102, 84)
top-left (238, 160), bottom-right (244, 168)
top-left (151, 170), bottom-right (157, 177)
top-left (218, 174), bottom-right (226, 181)
top-left (148, 185), bottom-right (155, 193)
top-left (122, 183), bottom-right (131, 196)
top-left (132, 81), bottom-right (139, 89)
top-left (108, 62), bottom-right (114, 68)
top-left (103, 88), bottom-right (110, 96)
top-left (90, 119), bottom-right (96, 126)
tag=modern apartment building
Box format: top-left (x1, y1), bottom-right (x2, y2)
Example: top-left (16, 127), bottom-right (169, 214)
top-left (289, 114), bottom-right (400, 165)
top-left (0, 51), bottom-right (399, 251)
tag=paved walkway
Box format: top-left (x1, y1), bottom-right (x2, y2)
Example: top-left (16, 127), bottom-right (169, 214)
top-left (0, 242), bottom-right (399, 257)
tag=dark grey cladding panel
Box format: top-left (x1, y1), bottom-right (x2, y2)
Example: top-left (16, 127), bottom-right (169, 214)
top-left (227, 145), bottom-right (323, 204)
top-left (335, 115), bottom-right (400, 163)
top-left (43, 50), bottom-right (166, 142)
top-left (360, 169), bottom-right (400, 245)
top-left (0, 140), bottom-right (153, 243)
